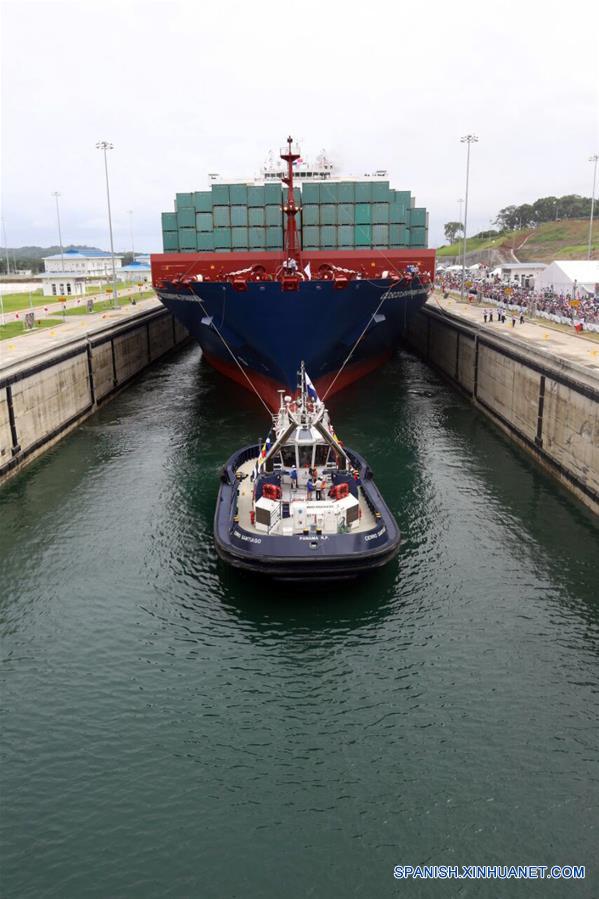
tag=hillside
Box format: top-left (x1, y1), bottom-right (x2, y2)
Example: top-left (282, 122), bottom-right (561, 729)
top-left (437, 219), bottom-right (598, 263)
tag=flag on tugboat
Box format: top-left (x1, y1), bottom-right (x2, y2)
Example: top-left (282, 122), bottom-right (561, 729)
top-left (305, 372), bottom-right (318, 402)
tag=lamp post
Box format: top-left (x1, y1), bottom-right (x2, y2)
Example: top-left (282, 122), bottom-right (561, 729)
top-left (127, 209), bottom-right (135, 262)
top-left (588, 154), bottom-right (598, 260)
top-left (96, 141), bottom-right (119, 309)
top-left (457, 198), bottom-right (464, 231)
top-left (460, 134), bottom-right (478, 301)
top-left (51, 191), bottom-right (65, 278)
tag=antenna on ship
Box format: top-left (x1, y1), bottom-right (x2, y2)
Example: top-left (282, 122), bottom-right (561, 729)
top-left (280, 135), bottom-right (301, 264)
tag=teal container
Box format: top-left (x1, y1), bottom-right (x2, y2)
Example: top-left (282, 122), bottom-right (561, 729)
top-left (321, 182), bottom-right (338, 203)
top-left (400, 226), bottom-right (411, 244)
top-left (302, 225), bottom-right (319, 246)
top-left (389, 224), bottom-right (402, 245)
top-left (355, 182), bottom-right (372, 203)
top-left (249, 226), bottom-right (265, 248)
top-left (248, 207), bottom-right (265, 227)
top-left (265, 205), bottom-right (281, 227)
top-left (232, 227), bottom-right (249, 248)
top-left (302, 205), bottom-right (319, 226)
top-left (266, 226), bottom-right (282, 249)
top-left (338, 182), bottom-right (355, 203)
top-left (177, 207), bottom-right (195, 229)
top-left (372, 224), bottom-right (389, 245)
top-left (247, 185), bottom-right (265, 207)
top-left (230, 184), bottom-right (248, 205)
top-left (320, 225), bottom-right (336, 247)
top-left (161, 212), bottom-right (177, 231)
top-left (178, 227), bottom-right (196, 250)
top-left (302, 183), bottom-right (319, 204)
top-left (176, 192), bottom-right (193, 210)
top-left (213, 206), bottom-right (231, 227)
top-left (355, 204), bottom-right (371, 225)
top-left (211, 184), bottom-right (230, 205)
top-left (372, 181), bottom-right (390, 201)
top-left (409, 227), bottom-right (427, 247)
top-left (409, 207), bottom-right (427, 228)
top-left (355, 224), bottom-right (371, 247)
top-left (194, 191), bottom-right (212, 212)
top-left (320, 204), bottom-right (337, 226)
top-left (196, 212), bottom-right (213, 232)
top-left (231, 205), bottom-right (248, 227)
top-left (162, 231), bottom-right (179, 252)
top-left (265, 183), bottom-right (283, 204)
top-left (394, 191), bottom-right (411, 207)
top-left (196, 232), bottom-right (215, 251)
top-left (390, 202), bottom-right (407, 224)
top-left (337, 204), bottom-right (355, 226)
top-left (214, 228), bottom-right (232, 249)
top-left (372, 203), bottom-right (389, 224)
top-left (338, 225), bottom-right (354, 247)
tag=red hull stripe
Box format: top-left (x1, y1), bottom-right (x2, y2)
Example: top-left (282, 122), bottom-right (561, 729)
top-left (203, 351), bottom-right (392, 411)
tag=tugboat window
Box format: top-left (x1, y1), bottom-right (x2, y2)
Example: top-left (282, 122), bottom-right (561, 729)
top-left (314, 445), bottom-right (329, 466)
top-left (299, 445), bottom-right (312, 468)
top-left (281, 446), bottom-right (296, 466)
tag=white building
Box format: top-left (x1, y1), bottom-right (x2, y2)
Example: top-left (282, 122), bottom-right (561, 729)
top-left (535, 260), bottom-right (599, 297)
top-left (117, 256), bottom-right (151, 283)
top-left (41, 248), bottom-right (123, 297)
top-left (500, 262), bottom-right (546, 288)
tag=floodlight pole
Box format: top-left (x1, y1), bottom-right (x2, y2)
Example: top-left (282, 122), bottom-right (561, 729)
top-left (51, 192), bottom-right (65, 276)
top-left (460, 134), bottom-right (478, 301)
top-left (588, 154), bottom-right (598, 260)
top-left (96, 141), bottom-right (119, 309)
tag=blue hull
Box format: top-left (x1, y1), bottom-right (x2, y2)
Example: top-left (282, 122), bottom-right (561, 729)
top-left (156, 278), bottom-right (428, 398)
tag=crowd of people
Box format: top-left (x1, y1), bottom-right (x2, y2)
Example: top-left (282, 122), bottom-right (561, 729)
top-left (436, 271), bottom-right (599, 333)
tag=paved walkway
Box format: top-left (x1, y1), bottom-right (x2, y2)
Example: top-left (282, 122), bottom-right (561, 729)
top-left (0, 297), bottom-right (163, 369)
top-left (429, 293), bottom-right (599, 377)
top-left (0, 285), bottom-right (149, 323)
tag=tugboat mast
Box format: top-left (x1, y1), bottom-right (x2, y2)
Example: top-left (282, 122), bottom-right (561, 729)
top-left (280, 135), bottom-right (301, 264)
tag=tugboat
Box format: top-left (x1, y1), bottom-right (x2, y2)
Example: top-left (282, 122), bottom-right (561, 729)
top-left (214, 364), bottom-right (401, 581)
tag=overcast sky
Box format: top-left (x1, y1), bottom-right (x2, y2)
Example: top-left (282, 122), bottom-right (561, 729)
top-left (1, 0), bottom-right (598, 253)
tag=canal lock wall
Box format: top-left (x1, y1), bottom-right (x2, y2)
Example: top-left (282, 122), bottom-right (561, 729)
top-left (0, 307), bottom-right (189, 484)
top-left (404, 306), bottom-right (599, 516)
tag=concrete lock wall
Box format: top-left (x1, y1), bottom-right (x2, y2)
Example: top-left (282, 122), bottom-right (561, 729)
top-left (404, 307), bottom-right (599, 515)
top-left (0, 308), bottom-right (189, 483)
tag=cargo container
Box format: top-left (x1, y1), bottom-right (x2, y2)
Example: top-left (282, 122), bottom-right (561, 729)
top-left (372, 224), bottom-right (389, 245)
top-left (179, 227), bottom-right (197, 250)
top-left (319, 225), bottom-right (336, 247)
top-left (264, 183), bottom-right (283, 204)
top-left (265, 205), bottom-right (282, 227)
top-left (372, 203), bottom-right (389, 225)
top-left (163, 231), bottom-right (179, 252)
top-left (214, 227), bottom-right (232, 249)
top-left (302, 205), bottom-right (319, 226)
top-left (177, 207), bottom-right (195, 229)
top-left (231, 205), bottom-right (248, 227)
top-left (355, 224), bottom-right (371, 246)
top-left (372, 181), bottom-right (390, 202)
top-left (196, 232), bottom-right (215, 251)
top-left (196, 212), bottom-right (213, 232)
top-left (162, 212), bottom-right (177, 231)
top-left (230, 184), bottom-right (248, 205)
top-left (249, 226), bottom-right (265, 248)
top-left (247, 186), bottom-right (265, 207)
top-left (338, 204), bottom-right (355, 226)
top-left (211, 184), bottom-right (230, 205)
top-left (409, 208), bottom-right (428, 228)
top-left (176, 192), bottom-right (193, 210)
top-left (266, 226), bottom-right (283, 249)
top-left (248, 207), bottom-right (265, 227)
top-left (355, 204), bottom-right (371, 225)
top-left (320, 204), bottom-right (337, 226)
top-left (232, 227), bottom-right (249, 248)
top-left (355, 182), bottom-right (372, 203)
top-left (301, 183), bottom-right (319, 204)
top-left (194, 191), bottom-right (212, 213)
top-left (338, 225), bottom-right (354, 247)
top-left (337, 182), bottom-right (355, 203)
top-left (213, 206), bottom-right (231, 227)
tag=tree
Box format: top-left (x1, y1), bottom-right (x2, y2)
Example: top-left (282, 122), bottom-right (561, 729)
top-left (444, 221), bottom-right (463, 244)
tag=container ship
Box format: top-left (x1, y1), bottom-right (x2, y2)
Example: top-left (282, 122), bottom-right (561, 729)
top-left (151, 139), bottom-right (435, 408)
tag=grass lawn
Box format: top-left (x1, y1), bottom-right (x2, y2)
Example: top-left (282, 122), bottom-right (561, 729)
top-left (0, 318), bottom-right (63, 341)
top-left (85, 281), bottom-right (138, 295)
top-left (0, 290), bottom-right (47, 314)
top-left (61, 291), bottom-right (155, 316)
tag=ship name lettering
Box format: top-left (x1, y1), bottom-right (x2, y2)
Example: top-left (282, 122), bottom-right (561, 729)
top-left (364, 526), bottom-right (387, 541)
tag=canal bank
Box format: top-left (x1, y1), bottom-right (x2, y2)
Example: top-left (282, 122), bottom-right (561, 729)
top-left (0, 301), bottom-right (189, 482)
top-left (404, 297), bottom-right (599, 515)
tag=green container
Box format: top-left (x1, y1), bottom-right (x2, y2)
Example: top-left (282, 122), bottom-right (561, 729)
top-left (372, 181), bottom-right (390, 201)
top-left (337, 204), bottom-right (355, 226)
top-left (320, 225), bottom-right (336, 247)
top-left (162, 212), bottom-right (177, 231)
top-left (354, 182), bottom-right (372, 203)
top-left (214, 228), bottom-right (232, 249)
top-left (266, 226), bottom-right (283, 249)
top-left (196, 212), bottom-right (213, 232)
top-left (178, 227), bottom-right (196, 250)
top-left (394, 191), bottom-right (411, 207)
top-left (265, 183), bottom-right (282, 204)
top-left (194, 191), bottom-right (212, 212)
top-left (247, 185), bottom-right (265, 207)
top-left (355, 224), bottom-right (371, 247)
top-left (248, 207), bottom-right (265, 227)
top-left (409, 227), bottom-right (427, 247)
top-left (230, 184), bottom-right (248, 205)
top-left (338, 182), bottom-right (355, 203)
top-left (320, 204), bottom-right (337, 226)
top-left (211, 184), bottom-right (230, 205)
top-left (177, 207), bottom-right (195, 229)
top-left (249, 226), bottom-right (265, 248)
top-left (231, 205), bottom-right (248, 227)
top-left (355, 204), bottom-right (371, 225)
top-left (372, 224), bottom-right (389, 245)
top-left (176, 192), bottom-right (193, 210)
top-left (213, 206), bottom-right (231, 227)
top-left (389, 224), bottom-right (402, 245)
top-left (301, 183), bottom-right (319, 204)
top-left (338, 225), bottom-right (354, 247)
top-left (321, 182), bottom-right (338, 203)
top-left (196, 232), bottom-right (215, 251)
top-left (162, 231), bottom-right (179, 252)
top-left (409, 207), bottom-right (427, 228)
top-left (302, 225), bottom-right (319, 246)
top-left (232, 226), bottom-right (249, 248)
top-left (265, 205), bottom-right (281, 227)
top-left (390, 202), bottom-right (407, 224)
top-left (372, 203), bottom-right (389, 224)
top-left (302, 205), bottom-right (319, 226)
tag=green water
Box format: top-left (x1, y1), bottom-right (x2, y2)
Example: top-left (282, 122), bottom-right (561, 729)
top-left (1, 347), bottom-right (598, 898)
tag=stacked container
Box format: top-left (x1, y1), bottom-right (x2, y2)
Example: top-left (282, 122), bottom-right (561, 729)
top-left (161, 180), bottom-right (428, 253)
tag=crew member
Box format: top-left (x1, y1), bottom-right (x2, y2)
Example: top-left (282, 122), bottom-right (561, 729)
top-left (290, 466), bottom-right (298, 491)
